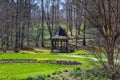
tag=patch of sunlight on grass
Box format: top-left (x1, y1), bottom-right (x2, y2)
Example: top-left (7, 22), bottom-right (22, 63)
top-left (20, 49), bottom-right (51, 54)
top-left (71, 50), bottom-right (89, 55)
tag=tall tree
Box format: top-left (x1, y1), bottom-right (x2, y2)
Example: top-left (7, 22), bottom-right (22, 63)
top-left (41, 0), bottom-right (45, 47)
top-left (75, 0), bottom-right (120, 79)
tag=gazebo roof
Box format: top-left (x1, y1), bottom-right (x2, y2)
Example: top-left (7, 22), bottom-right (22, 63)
top-left (51, 26), bottom-right (68, 40)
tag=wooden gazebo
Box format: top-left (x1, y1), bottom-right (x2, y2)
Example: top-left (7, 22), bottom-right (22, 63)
top-left (51, 26), bottom-right (69, 53)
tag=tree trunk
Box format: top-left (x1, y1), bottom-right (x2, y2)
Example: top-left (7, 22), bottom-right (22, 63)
top-left (21, 23), bottom-right (25, 49)
top-left (107, 47), bottom-right (116, 80)
top-left (14, 0), bottom-right (19, 53)
top-left (83, 23), bottom-right (86, 46)
top-left (41, 0), bottom-right (44, 47)
top-left (107, 47), bottom-right (114, 66)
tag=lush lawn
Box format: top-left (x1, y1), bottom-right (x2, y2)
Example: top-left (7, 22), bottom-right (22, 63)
top-left (0, 50), bottom-right (99, 80)
top-left (0, 63), bottom-right (79, 80)
top-left (71, 50), bottom-right (107, 59)
top-left (0, 53), bottom-right (90, 62)
top-left (0, 53), bottom-right (94, 68)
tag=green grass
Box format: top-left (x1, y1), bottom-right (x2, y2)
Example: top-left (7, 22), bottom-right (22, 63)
top-left (0, 53), bottom-right (81, 59)
top-left (0, 63), bottom-right (79, 80)
top-left (71, 50), bottom-right (107, 59)
top-left (0, 53), bottom-right (94, 67)
top-left (0, 51), bottom-right (99, 80)
top-left (72, 50), bottom-right (89, 55)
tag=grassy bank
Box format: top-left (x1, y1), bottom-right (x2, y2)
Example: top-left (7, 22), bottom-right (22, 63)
top-left (0, 50), bottom-right (98, 80)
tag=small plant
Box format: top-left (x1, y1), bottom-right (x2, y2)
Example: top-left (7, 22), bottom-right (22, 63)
top-left (52, 71), bottom-right (62, 75)
top-left (34, 75), bottom-right (46, 80)
top-left (63, 70), bottom-right (68, 72)
top-left (26, 77), bottom-right (33, 80)
top-left (47, 74), bottom-right (51, 77)
top-left (70, 67), bottom-right (82, 78)
top-left (53, 76), bottom-right (60, 80)
top-left (62, 77), bottom-right (67, 80)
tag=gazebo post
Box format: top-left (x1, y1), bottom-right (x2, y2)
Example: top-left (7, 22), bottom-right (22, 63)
top-left (51, 40), bottom-right (53, 51)
top-left (63, 41), bottom-right (65, 51)
top-left (55, 41), bottom-right (56, 49)
top-left (66, 41), bottom-right (68, 52)
top-left (60, 41), bottom-right (62, 52)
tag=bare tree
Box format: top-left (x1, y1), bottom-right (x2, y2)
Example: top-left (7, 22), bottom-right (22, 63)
top-left (75, 0), bottom-right (120, 79)
top-left (41, 0), bottom-right (45, 47)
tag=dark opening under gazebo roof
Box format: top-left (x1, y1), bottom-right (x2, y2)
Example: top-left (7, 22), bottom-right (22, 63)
top-left (51, 26), bottom-right (68, 40)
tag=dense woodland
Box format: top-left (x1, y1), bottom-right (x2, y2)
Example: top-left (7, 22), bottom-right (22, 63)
top-left (0, 0), bottom-right (97, 52)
